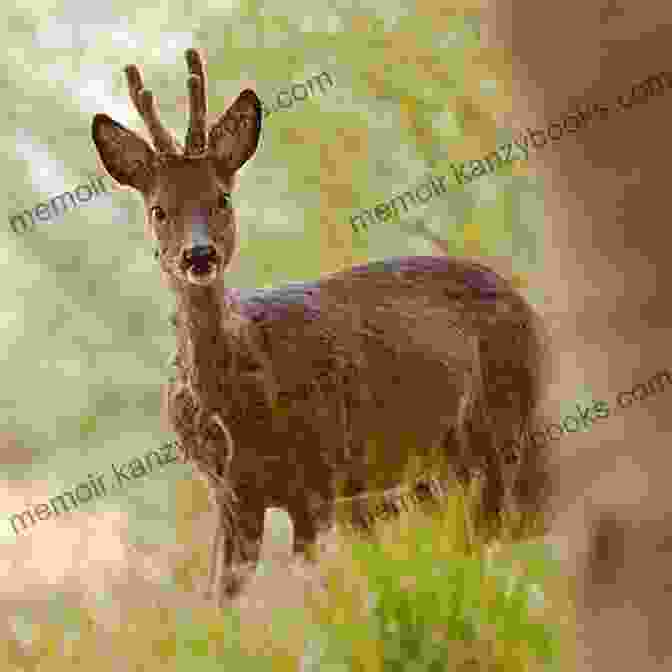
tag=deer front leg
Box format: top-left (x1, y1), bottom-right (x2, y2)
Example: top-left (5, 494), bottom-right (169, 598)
top-left (203, 490), bottom-right (240, 605)
top-left (198, 413), bottom-right (244, 604)
top-left (289, 473), bottom-right (337, 563)
top-left (340, 467), bottom-right (374, 536)
top-left (214, 484), bottom-right (266, 606)
top-left (205, 519), bottom-right (225, 602)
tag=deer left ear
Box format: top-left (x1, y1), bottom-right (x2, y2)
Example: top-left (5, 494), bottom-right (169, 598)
top-left (92, 114), bottom-right (156, 192)
top-left (208, 90), bottom-right (262, 176)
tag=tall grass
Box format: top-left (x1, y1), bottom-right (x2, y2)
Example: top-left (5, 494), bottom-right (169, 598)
top-left (1, 478), bottom-right (575, 671)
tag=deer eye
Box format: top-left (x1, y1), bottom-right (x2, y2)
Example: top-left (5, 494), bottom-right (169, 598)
top-left (216, 193), bottom-right (231, 211)
top-left (150, 206), bottom-right (167, 223)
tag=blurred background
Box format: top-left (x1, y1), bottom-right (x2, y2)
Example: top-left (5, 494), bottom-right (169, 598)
top-left (0, 1), bottom-right (567, 670)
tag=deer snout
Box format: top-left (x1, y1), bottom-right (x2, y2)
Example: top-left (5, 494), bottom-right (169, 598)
top-left (181, 245), bottom-right (220, 284)
top-left (184, 245), bottom-right (217, 264)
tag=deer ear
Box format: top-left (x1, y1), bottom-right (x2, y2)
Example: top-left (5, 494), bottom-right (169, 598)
top-left (208, 89), bottom-right (262, 176)
top-left (92, 114), bottom-right (156, 191)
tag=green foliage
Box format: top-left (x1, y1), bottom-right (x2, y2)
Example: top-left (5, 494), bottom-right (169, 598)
top-left (5, 493), bottom-right (571, 671)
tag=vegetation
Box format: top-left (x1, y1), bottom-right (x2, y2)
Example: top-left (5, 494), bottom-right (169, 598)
top-left (1, 478), bottom-right (576, 671)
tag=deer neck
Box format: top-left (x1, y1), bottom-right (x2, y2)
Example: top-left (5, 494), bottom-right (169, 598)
top-left (172, 279), bottom-right (244, 413)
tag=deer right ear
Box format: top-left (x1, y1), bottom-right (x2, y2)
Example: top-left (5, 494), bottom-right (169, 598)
top-left (208, 90), bottom-right (262, 177)
top-left (92, 114), bottom-right (156, 191)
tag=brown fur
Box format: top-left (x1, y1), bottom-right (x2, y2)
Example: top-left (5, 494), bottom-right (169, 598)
top-left (91, 49), bottom-right (550, 606)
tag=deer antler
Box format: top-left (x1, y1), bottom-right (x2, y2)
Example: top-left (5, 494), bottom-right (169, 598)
top-left (124, 63), bottom-right (180, 155)
top-left (184, 49), bottom-right (208, 156)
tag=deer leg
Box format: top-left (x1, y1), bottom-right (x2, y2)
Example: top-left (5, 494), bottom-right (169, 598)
top-left (344, 475), bottom-right (372, 536)
top-left (199, 476), bottom-right (230, 603)
top-left (286, 456), bottom-right (336, 561)
top-left (338, 431), bottom-right (374, 535)
top-left (200, 413), bottom-right (243, 604)
top-left (441, 426), bottom-right (472, 487)
top-left (205, 517), bottom-right (225, 601)
top-left (214, 483), bottom-right (266, 605)
top-left (210, 497), bottom-right (243, 606)
top-left (290, 479), bottom-right (336, 563)
top-left (291, 503), bottom-right (322, 562)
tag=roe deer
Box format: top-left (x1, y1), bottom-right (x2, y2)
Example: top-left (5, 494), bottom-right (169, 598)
top-left (91, 49), bottom-right (550, 606)
top-left (480, 1), bottom-right (672, 669)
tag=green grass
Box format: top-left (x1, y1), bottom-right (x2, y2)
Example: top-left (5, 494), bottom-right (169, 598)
top-left (2, 486), bottom-right (574, 671)
top-left (304, 496), bottom-right (569, 672)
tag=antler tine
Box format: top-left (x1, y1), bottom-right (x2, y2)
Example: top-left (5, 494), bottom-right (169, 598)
top-left (124, 64), bottom-right (145, 116)
top-left (184, 49), bottom-right (208, 155)
top-left (124, 64), bottom-right (179, 155)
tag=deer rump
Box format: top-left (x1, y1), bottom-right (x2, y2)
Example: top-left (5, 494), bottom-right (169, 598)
top-left (167, 255), bottom-right (549, 583)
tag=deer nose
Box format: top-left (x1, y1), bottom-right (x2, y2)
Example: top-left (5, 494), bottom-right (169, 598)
top-left (184, 245), bottom-right (216, 263)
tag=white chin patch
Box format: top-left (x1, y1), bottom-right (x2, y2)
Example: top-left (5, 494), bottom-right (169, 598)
top-left (186, 267), bottom-right (218, 285)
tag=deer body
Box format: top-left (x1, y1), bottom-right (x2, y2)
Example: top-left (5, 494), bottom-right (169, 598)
top-left (92, 50), bottom-right (548, 605)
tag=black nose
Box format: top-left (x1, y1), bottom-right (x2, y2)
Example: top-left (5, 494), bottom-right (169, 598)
top-left (184, 245), bottom-right (216, 262)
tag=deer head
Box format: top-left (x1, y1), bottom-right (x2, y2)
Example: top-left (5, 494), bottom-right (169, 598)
top-left (91, 49), bottom-right (262, 288)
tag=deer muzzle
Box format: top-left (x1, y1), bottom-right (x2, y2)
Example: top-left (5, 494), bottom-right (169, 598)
top-left (181, 210), bottom-right (221, 283)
